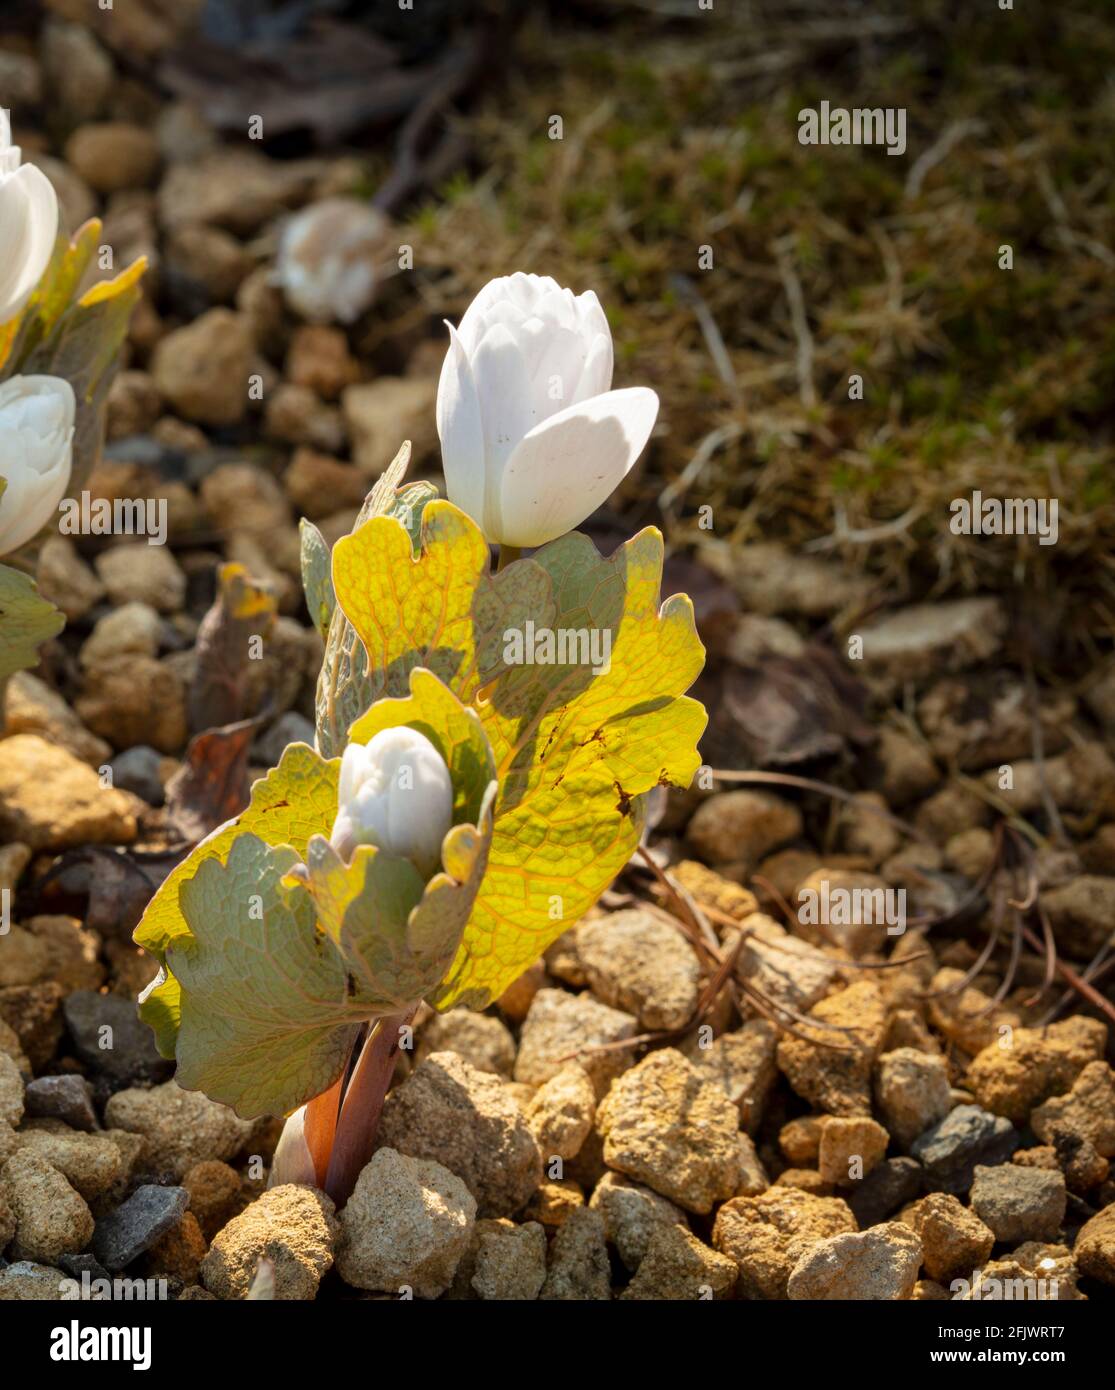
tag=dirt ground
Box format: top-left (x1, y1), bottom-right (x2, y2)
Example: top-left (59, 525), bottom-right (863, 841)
top-left (0, 0), bottom-right (1113, 1306)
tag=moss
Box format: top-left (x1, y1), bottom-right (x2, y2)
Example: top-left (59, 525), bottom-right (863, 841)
top-left (396, 2), bottom-right (1115, 649)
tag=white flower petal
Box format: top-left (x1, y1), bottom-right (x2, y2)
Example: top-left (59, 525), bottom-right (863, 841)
top-left (0, 375), bottom-right (74, 555)
top-left (534, 285), bottom-right (579, 333)
top-left (571, 331), bottom-right (613, 404)
top-left (337, 743), bottom-right (366, 809)
top-left (526, 324), bottom-right (587, 418)
top-left (574, 288), bottom-right (610, 342)
top-left (436, 322), bottom-right (487, 530)
top-left (0, 163), bottom-right (58, 325)
top-left (457, 272), bottom-right (555, 352)
top-left (469, 321), bottom-right (535, 540)
top-left (503, 271), bottom-right (561, 310)
top-left (498, 386), bottom-right (659, 548)
top-left (330, 727), bottom-right (453, 878)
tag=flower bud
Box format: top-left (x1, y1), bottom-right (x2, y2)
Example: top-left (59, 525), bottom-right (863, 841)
top-left (436, 271), bottom-right (659, 548)
top-left (267, 1105), bottom-right (317, 1188)
top-left (0, 109), bottom-right (59, 326)
top-left (0, 374), bottom-right (76, 556)
top-left (330, 726), bottom-right (453, 878)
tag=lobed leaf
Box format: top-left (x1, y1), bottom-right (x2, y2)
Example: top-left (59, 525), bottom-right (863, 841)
top-left (135, 742), bottom-right (341, 1057)
top-left (135, 671), bottom-right (498, 1109)
top-left (169, 834), bottom-right (361, 1117)
top-left (315, 441), bottom-right (441, 758)
top-left (331, 500), bottom-right (707, 1009)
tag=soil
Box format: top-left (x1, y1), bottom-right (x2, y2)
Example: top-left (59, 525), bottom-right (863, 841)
top-left (1, 0), bottom-right (1113, 1304)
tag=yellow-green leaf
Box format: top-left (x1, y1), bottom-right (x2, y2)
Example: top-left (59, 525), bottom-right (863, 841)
top-left (170, 835), bottom-right (362, 1117)
top-left (135, 742), bottom-right (340, 1056)
top-left (314, 440), bottom-right (441, 757)
top-left (152, 673), bottom-right (497, 1115)
top-left (331, 501), bottom-right (707, 1010)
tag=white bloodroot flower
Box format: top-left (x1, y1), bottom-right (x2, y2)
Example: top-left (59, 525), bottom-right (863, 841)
top-left (436, 271), bottom-right (659, 549)
top-left (0, 108), bottom-right (59, 326)
top-left (0, 375), bottom-right (76, 556)
top-left (330, 726), bottom-right (454, 878)
top-left (275, 197), bottom-right (390, 325)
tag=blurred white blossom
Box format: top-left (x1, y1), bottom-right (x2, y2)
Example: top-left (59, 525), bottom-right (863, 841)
top-left (276, 197), bottom-right (389, 324)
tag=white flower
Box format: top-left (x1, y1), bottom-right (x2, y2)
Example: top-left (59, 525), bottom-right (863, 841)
top-left (276, 197), bottom-right (388, 325)
top-left (436, 271), bottom-right (659, 548)
top-left (0, 375), bottom-right (75, 556)
top-left (0, 108), bottom-right (58, 327)
top-left (330, 726), bottom-right (453, 878)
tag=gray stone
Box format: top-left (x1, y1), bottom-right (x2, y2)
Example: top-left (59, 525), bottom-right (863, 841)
top-left (539, 1207), bottom-right (611, 1301)
top-left (58, 1251), bottom-right (114, 1287)
top-left (24, 1075), bottom-right (98, 1132)
top-left (589, 1170), bottom-right (688, 1272)
top-left (911, 1104), bottom-right (1019, 1194)
top-left (336, 1148), bottom-right (475, 1299)
top-left (109, 746), bottom-right (165, 806)
top-left (849, 1157), bottom-right (924, 1228)
top-left (969, 1164), bottom-right (1067, 1244)
top-left (62, 991), bottom-right (172, 1092)
top-left (377, 1051), bottom-right (542, 1219)
top-left (254, 711), bottom-right (315, 769)
top-left (92, 1185), bottom-right (189, 1270)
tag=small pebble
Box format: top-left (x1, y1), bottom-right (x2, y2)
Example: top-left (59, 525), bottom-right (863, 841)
top-left (911, 1104), bottom-right (1019, 1194)
top-left (24, 1075), bottom-right (97, 1132)
top-left (93, 1185), bottom-right (189, 1271)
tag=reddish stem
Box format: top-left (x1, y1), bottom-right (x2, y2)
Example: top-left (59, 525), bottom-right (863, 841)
top-left (323, 1008), bottom-right (415, 1207)
top-left (302, 1067), bottom-right (346, 1189)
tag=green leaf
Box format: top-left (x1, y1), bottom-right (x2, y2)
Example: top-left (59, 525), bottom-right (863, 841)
top-left (170, 834), bottom-right (361, 1117)
top-left (293, 778), bottom-right (495, 1017)
top-left (0, 561), bottom-right (65, 684)
top-left (147, 672), bottom-right (497, 1115)
top-left (330, 501), bottom-right (707, 1010)
top-left (135, 741), bottom-right (341, 1057)
top-left (314, 441), bottom-right (442, 757)
top-left (299, 519), bottom-right (334, 641)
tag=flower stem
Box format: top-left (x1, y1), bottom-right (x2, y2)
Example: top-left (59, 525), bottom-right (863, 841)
top-left (323, 1007), bottom-right (415, 1207)
top-left (302, 1068), bottom-right (345, 1189)
top-left (496, 544), bottom-right (522, 572)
